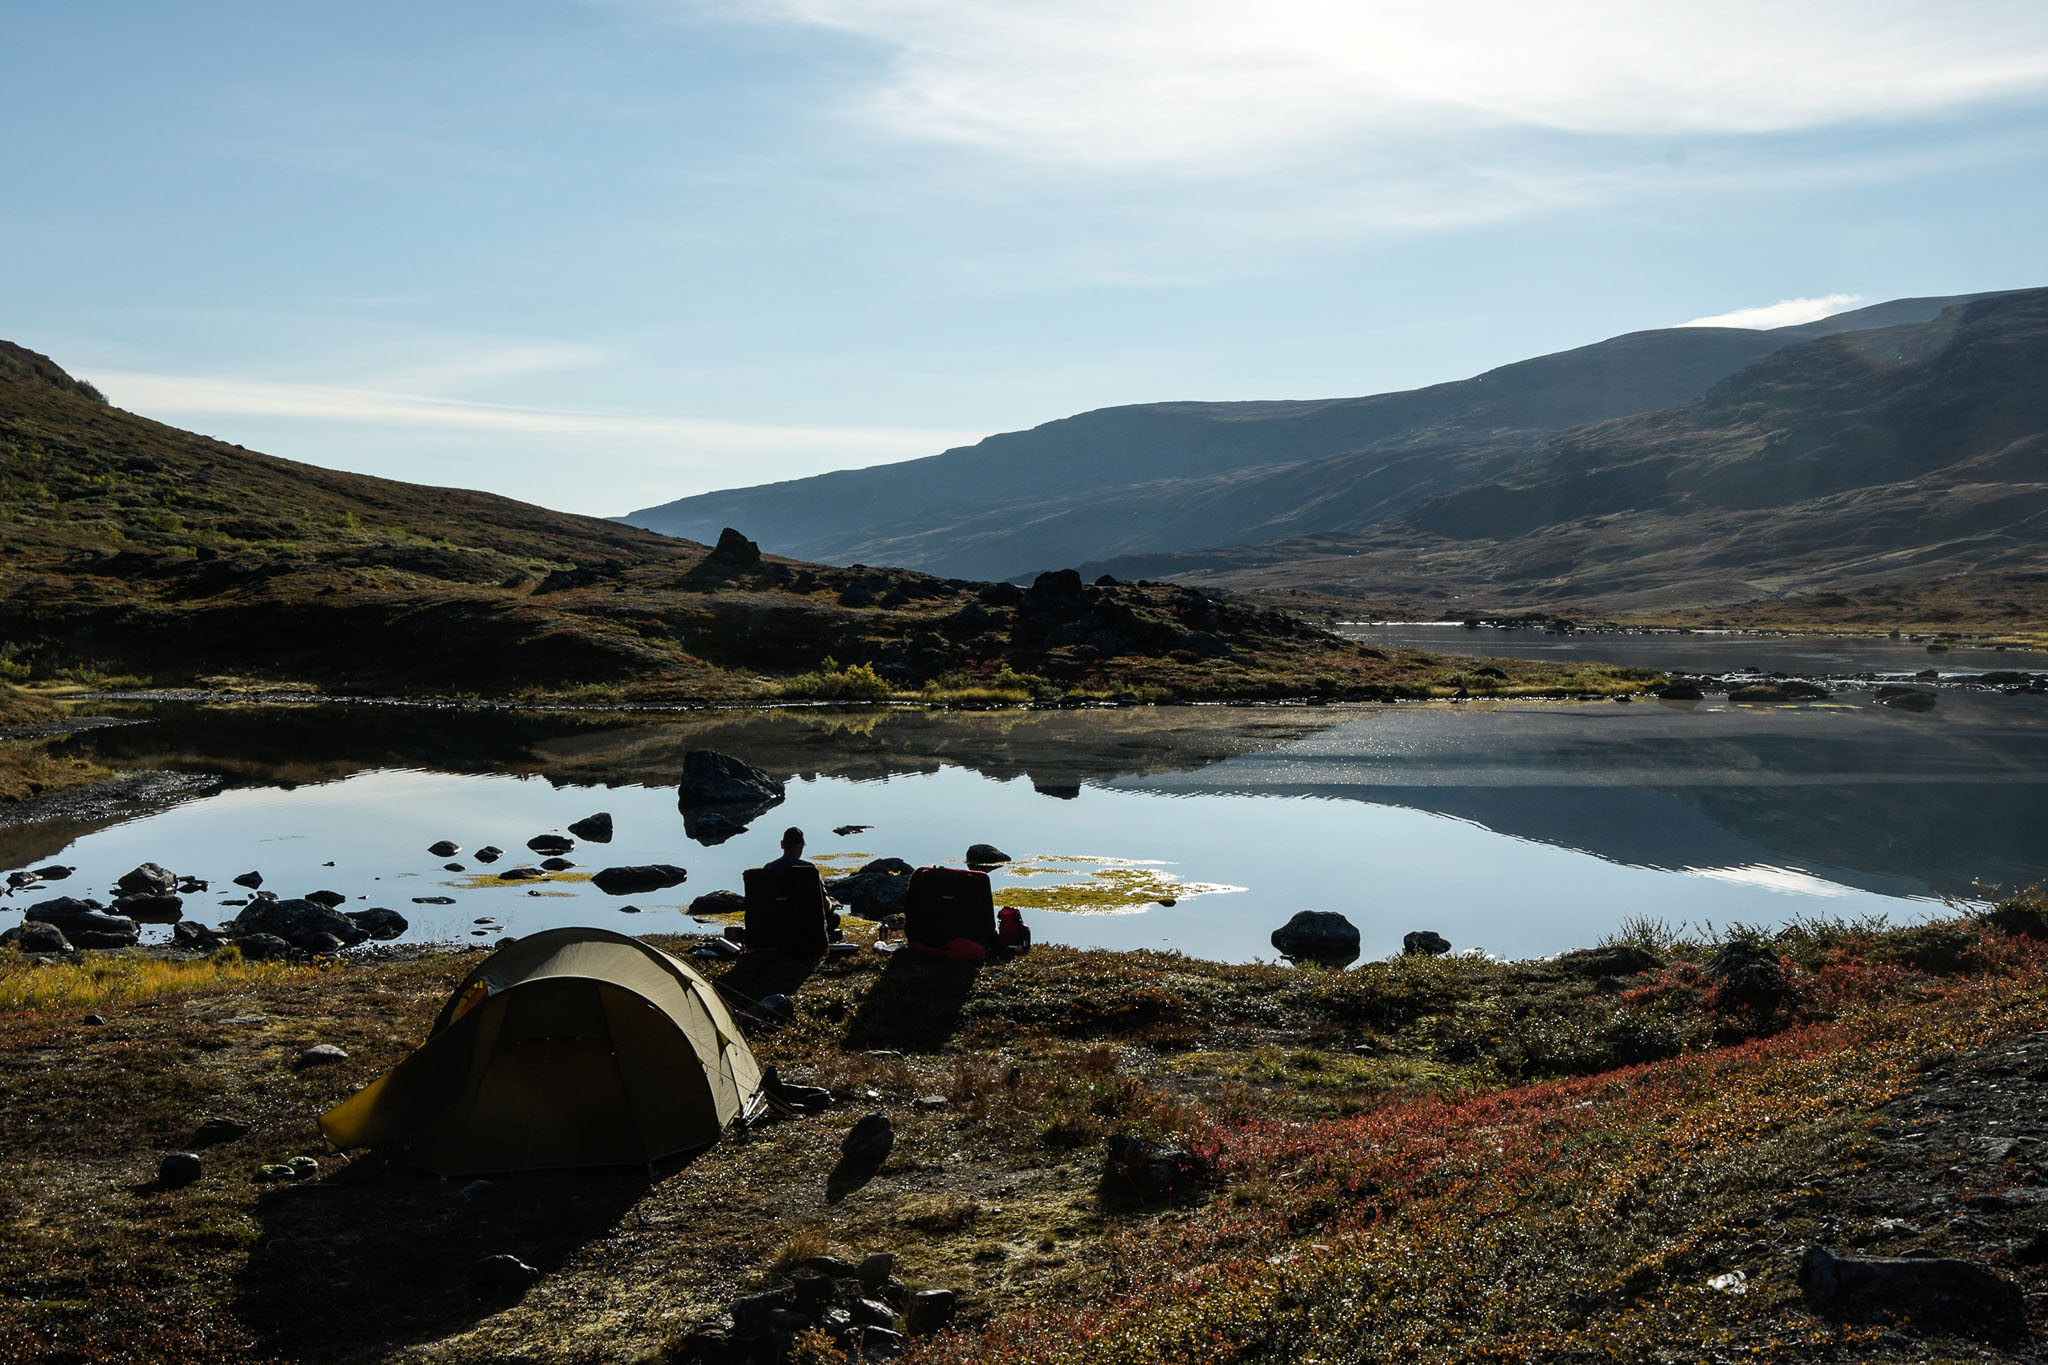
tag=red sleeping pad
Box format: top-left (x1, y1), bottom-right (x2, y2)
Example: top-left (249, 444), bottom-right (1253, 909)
top-left (904, 866), bottom-right (997, 961)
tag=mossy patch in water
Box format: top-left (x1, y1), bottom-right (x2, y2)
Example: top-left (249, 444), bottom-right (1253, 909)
top-left (455, 870), bottom-right (594, 890)
top-left (993, 856), bottom-right (1242, 915)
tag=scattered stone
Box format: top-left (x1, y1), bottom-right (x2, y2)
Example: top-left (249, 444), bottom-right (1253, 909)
top-left (1403, 929), bottom-right (1453, 957)
top-left (177, 877), bottom-right (208, 894)
top-left (158, 1152), bottom-right (203, 1188)
top-left (496, 867), bottom-right (545, 881)
top-left (471, 1254), bottom-right (541, 1296)
top-left (191, 1117), bottom-right (249, 1146)
top-left (965, 843), bottom-right (1011, 867)
top-left (1707, 938), bottom-right (1786, 1009)
top-left (5, 870), bottom-right (38, 890)
top-left (592, 864), bottom-right (689, 895)
top-left (618, 905), bottom-right (640, 914)
top-left (539, 857), bottom-right (575, 871)
top-left (443, 862), bottom-right (465, 872)
top-left (412, 896), bottom-right (458, 905)
top-left (905, 1289), bottom-right (957, 1335)
top-left (857, 1253), bottom-right (896, 1290)
top-left (296, 1044), bottom-right (349, 1067)
top-left (1270, 910), bottom-right (1361, 966)
top-left (25, 898), bottom-right (139, 949)
top-left (760, 1065), bottom-right (832, 1114)
top-left (527, 834), bottom-right (574, 856)
top-left (347, 907), bottom-right (409, 940)
top-left (1797, 1244), bottom-right (2023, 1324)
top-left (841, 1114), bottom-right (896, 1164)
top-left (474, 846), bottom-right (504, 864)
top-left (428, 840), bottom-right (460, 857)
top-left (18, 920), bottom-right (70, 953)
top-left (229, 933), bottom-right (293, 960)
top-left (116, 862), bottom-right (177, 897)
top-left (833, 824), bottom-right (871, 836)
top-left (33, 865), bottom-right (73, 880)
top-left (304, 889), bottom-right (346, 909)
top-left (1556, 944), bottom-right (1664, 976)
top-left (567, 812), bottom-right (613, 842)
top-left (1101, 1133), bottom-right (1210, 1204)
top-left (81, 1013), bottom-right (106, 1026)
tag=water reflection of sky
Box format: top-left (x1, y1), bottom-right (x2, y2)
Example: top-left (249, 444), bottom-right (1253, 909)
top-left (15, 689), bottom-right (2044, 961)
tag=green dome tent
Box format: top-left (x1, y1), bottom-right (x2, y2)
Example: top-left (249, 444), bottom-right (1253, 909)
top-left (321, 927), bottom-right (764, 1174)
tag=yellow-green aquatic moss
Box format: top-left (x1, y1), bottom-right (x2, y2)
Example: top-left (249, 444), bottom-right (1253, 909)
top-left (992, 855), bottom-right (1244, 915)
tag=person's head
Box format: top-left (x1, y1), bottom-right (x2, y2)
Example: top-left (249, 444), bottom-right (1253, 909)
top-left (781, 826), bottom-right (804, 853)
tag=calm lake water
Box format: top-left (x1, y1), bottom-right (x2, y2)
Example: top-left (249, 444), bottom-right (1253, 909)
top-left (7, 675), bottom-right (2045, 964)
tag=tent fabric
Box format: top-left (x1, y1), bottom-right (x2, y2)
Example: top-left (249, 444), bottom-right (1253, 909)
top-left (320, 927), bottom-right (763, 1174)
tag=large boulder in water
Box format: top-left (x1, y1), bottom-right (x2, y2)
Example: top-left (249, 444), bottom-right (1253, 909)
top-left (677, 750), bottom-right (785, 807)
top-left (1271, 911), bottom-right (1360, 967)
top-left (25, 897), bottom-right (140, 949)
top-left (116, 863), bottom-right (177, 897)
top-left (229, 898), bottom-right (369, 953)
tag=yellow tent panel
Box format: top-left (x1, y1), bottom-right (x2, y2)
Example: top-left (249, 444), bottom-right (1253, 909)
top-left (321, 926), bottom-right (764, 1174)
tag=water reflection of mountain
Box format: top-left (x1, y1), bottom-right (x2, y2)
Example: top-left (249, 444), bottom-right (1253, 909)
top-left (1114, 697), bottom-right (2048, 900)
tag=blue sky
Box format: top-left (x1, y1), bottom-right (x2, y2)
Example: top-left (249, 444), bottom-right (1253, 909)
top-left (6, 1), bottom-right (2047, 516)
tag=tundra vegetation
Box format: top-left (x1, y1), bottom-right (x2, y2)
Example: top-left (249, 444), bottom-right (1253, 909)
top-left (3, 892), bottom-right (2047, 1362)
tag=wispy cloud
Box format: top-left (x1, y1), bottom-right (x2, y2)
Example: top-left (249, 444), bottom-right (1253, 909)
top-left (1677, 294), bottom-right (1865, 329)
top-left (723, 1), bottom-right (2048, 172)
top-left (85, 369), bottom-right (981, 462)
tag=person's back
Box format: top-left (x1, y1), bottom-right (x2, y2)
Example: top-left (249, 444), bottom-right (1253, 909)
top-left (743, 827), bottom-right (831, 959)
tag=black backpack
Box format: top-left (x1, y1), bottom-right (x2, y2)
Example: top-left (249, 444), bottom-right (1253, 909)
top-left (742, 864), bottom-right (829, 958)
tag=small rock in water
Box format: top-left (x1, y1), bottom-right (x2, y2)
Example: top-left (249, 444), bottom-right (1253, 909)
top-left (443, 862), bottom-right (465, 872)
top-left (33, 865), bottom-right (74, 880)
top-left (1271, 911), bottom-right (1362, 966)
top-left (497, 867), bottom-right (545, 881)
top-left (833, 825), bottom-right (871, 837)
top-left (428, 841), bottom-right (460, 857)
top-left (296, 1044), bottom-right (348, 1067)
top-left (965, 843), bottom-right (1010, 866)
top-left (473, 846), bottom-right (503, 863)
top-left (567, 812), bottom-right (613, 843)
top-left (527, 834), bottom-right (574, 856)
top-left (158, 1152), bottom-right (204, 1188)
top-left (232, 870), bottom-right (264, 889)
top-left (116, 863), bottom-right (178, 898)
top-left (347, 907), bottom-right (408, 940)
top-left (304, 889), bottom-right (346, 909)
top-left (592, 864), bottom-right (689, 895)
top-left (618, 905), bottom-right (641, 914)
top-left (412, 896), bottom-right (457, 905)
top-left (539, 857), bottom-right (575, 871)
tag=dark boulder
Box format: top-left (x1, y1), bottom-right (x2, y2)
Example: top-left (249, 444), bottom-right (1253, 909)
top-left (678, 750), bottom-right (785, 807)
top-left (1798, 1244), bottom-right (2022, 1325)
top-left (190, 1117), bottom-right (249, 1146)
top-left (473, 846), bottom-right (504, 864)
top-left (230, 933), bottom-right (293, 960)
top-left (1706, 938), bottom-right (1785, 1008)
top-left (567, 812), bottom-right (613, 843)
top-left (229, 898), bottom-right (370, 953)
top-left (427, 841), bottom-right (459, 858)
top-left (905, 1289), bottom-right (957, 1335)
top-left (689, 889), bottom-right (746, 917)
top-left (965, 843), bottom-right (1010, 867)
top-left (232, 870), bottom-right (263, 889)
top-left (1403, 930), bottom-right (1453, 957)
top-left (347, 907), bottom-right (409, 940)
top-left (33, 865), bottom-right (73, 881)
top-left (1271, 911), bottom-right (1361, 966)
top-left (18, 920), bottom-right (71, 954)
top-left (1556, 944), bottom-right (1664, 976)
top-left (113, 892), bottom-right (183, 922)
top-left (540, 856), bottom-right (575, 871)
top-left (826, 858), bottom-right (915, 918)
top-left (158, 1152), bottom-right (204, 1188)
top-left (1027, 568), bottom-right (1085, 601)
top-left (527, 834), bottom-right (574, 856)
top-left (699, 527), bottom-right (762, 572)
top-left (591, 864), bottom-right (689, 896)
top-left (116, 862), bottom-right (177, 897)
top-left (841, 1113), bottom-right (896, 1164)
top-left (26, 898), bottom-right (139, 949)
top-left (171, 921), bottom-right (227, 951)
top-left (304, 890), bottom-right (347, 909)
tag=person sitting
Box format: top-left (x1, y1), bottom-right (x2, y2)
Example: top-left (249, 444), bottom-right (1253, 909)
top-left (742, 826), bottom-right (834, 958)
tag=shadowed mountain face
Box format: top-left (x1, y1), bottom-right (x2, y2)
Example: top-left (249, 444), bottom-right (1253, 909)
top-left (1087, 290), bottom-right (2048, 616)
top-left (619, 292), bottom-right (2018, 589)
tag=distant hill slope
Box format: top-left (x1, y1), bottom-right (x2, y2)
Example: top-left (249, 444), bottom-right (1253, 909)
top-left (0, 342), bottom-right (1493, 702)
top-left (620, 292), bottom-right (2009, 580)
top-left (1085, 290), bottom-right (2048, 620)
